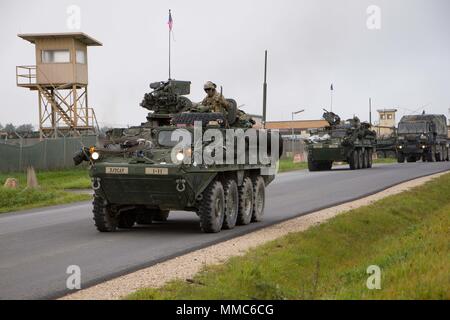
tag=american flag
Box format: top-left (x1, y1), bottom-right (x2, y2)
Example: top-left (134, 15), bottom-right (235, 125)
top-left (168, 10), bottom-right (173, 31)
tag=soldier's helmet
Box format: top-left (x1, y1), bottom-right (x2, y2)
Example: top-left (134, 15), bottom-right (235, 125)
top-left (204, 81), bottom-right (217, 90)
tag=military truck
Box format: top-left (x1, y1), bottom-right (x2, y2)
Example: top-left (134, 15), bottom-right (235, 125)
top-left (396, 114), bottom-right (449, 163)
top-left (74, 80), bottom-right (281, 233)
top-left (306, 110), bottom-right (377, 171)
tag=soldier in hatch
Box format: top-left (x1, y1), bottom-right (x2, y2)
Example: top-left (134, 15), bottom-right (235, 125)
top-left (197, 81), bottom-right (230, 115)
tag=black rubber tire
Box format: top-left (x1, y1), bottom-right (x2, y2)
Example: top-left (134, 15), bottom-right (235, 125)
top-left (367, 150), bottom-right (373, 168)
top-left (361, 150), bottom-right (368, 169)
top-left (427, 150), bottom-right (436, 162)
top-left (222, 179), bottom-right (239, 230)
top-left (397, 153), bottom-right (405, 163)
top-left (198, 180), bottom-right (225, 233)
top-left (152, 210), bottom-right (170, 222)
top-left (93, 196), bottom-right (118, 232)
top-left (307, 155), bottom-right (320, 171)
top-left (237, 177), bottom-right (253, 225)
top-left (118, 211), bottom-right (136, 229)
top-left (356, 149), bottom-right (363, 169)
top-left (251, 176), bottom-right (265, 222)
top-left (135, 212), bottom-right (153, 225)
top-left (349, 150), bottom-right (358, 170)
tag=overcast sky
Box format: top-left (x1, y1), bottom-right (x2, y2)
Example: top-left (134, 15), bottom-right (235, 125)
top-left (1, 0), bottom-right (449, 128)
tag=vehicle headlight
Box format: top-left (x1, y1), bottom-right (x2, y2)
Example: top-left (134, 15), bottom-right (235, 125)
top-left (398, 145), bottom-right (403, 149)
top-left (176, 151), bottom-right (185, 162)
top-left (421, 145), bottom-right (426, 149)
top-left (91, 151), bottom-right (100, 160)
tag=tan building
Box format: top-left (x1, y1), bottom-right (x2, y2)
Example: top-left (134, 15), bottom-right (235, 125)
top-left (16, 32), bottom-right (102, 138)
top-left (265, 120), bottom-right (328, 136)
top-left (373, 108), bottom-right (397, 137)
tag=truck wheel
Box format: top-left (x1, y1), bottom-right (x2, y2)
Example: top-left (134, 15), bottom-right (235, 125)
top-left (93, 196), bottom-right (118, 232)
top-left (237, 177), bottom-right (253, 225)
top-left (199, 180), bottom-right (225, 233)
top-left (397, 153), bottom-right (405, 163)
top-left (152, 210), bottom-right (170, 222)
top-left (251, 176), bottom-right (265, 222)
top-left (118, 211), bottom-right (136, 229)
top-left (349, 150), bottom-right (358, 170)
top-left (222, 179), bottom-right (238, 230)
top-left (307, 157), bottom-right (320, 171)
top-left (427, 150), bottom-right (436, 162)
top-left (436, 152), bottom-right (441, 162)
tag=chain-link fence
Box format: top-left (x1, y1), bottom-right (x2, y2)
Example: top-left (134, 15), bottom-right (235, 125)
top-left (0, 136), bottom-right (97, 172)
top-left (281, 138), bottom-right (308, 161)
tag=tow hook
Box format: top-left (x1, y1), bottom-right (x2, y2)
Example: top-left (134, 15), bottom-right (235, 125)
top-left (92, 177), bottom-right (101, 190)
top-left (176, 179), bottom-right (186, 193)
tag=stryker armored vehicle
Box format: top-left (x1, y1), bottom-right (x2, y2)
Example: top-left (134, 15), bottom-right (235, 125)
top-left (396, 114), bottom-right (449, 163)
top-left (74, 80), bottom-right (281, 233)
top-left (306, 110), bottom-right (377, 171)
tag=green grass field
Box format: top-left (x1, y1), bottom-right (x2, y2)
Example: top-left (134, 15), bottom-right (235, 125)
top-left (128, 172), bottom-right (450, 300)
top-left (0, 168), bottom-right (91, 213)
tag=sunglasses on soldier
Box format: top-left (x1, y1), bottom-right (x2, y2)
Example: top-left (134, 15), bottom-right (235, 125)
top-left (204, 88), bottom-right (214, 92)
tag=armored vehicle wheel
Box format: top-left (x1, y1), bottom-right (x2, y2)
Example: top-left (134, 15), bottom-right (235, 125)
top-left (308, 157), bottom-right (320, 171)
top-left (118, 211), bottom-right (136, 229)
top-left (367, 150), bottom-right (373, 168)
top-left (426, 150), bottom-right (436, 162)
top-left (93, 196), bottom-right (118, 232)
top-left (135, 212), bottom-right (153, 225)
top-left (251, 176), bottom-right (265, 222)
top-left (349, 150), bottom-right (358, 170)
top-left (319, 161), bottom-right (332, 171)
top-left (436, 152), bottom-right (442, 162)
top-left (237, 177), bottom-right (254, 225)
top-left (356, 149), bottom-right (363, 169)
top-left (361, 150), bottom-right (368, 169)
top-left (222, 179), bottom-right (239, 230)
top-left (198, 180), bottom-right (225, 233)
top-left (152, 210), bottom-right (170, 222)
top-left (397, 153), bottom-right (405, 163)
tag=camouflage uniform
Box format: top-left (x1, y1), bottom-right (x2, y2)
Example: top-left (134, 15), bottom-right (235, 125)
top-left (200, 92), bottom-right (230, 114)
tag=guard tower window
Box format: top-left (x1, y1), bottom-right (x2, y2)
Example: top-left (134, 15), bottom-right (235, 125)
top-left (387, 114), bottom-right (393, 120)
top-left (380, 114), bottom-right (385, 120)
top-left (76, 50), bottom-right (86, 64)
top-left (41, 50), bottom-right (70, 63)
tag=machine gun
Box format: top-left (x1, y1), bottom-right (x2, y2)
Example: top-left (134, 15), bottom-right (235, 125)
top-left (322, 109), bottom-right (341, 126)
top-left (140, 80), bottom-right (193, 115)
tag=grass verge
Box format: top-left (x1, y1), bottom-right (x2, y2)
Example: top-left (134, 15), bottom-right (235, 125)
top-left (128, 172), bottom-right (450, 300)
top-left (278, 159), bottom-right (308, 172)
top-left (0, 168), bottom-right (91, 213)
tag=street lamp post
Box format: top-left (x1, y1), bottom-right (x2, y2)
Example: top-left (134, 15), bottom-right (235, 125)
top-left (291, 109), bottom-right (305, 159)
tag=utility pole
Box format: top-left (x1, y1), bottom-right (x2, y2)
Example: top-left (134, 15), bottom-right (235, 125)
top-left (369, 98), bottom-right (372, 125)
top-left (262, 50), bottom-right (268, 128)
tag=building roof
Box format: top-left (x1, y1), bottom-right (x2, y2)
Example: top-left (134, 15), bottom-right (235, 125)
top-left (265, 120), bottom-right (328, 130)
top-left (377, 109), bottom-right (397, 113)
top-left (18, 32), bottom-right (102, 46)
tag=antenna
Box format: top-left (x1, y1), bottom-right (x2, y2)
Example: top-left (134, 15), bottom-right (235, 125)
top-left (262, 50), bottom-right (268, 128)
top-left (369, 98), bottom-right (372, 125)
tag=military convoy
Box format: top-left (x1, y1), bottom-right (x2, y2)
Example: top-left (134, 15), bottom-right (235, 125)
top-left (396, 114), bottom-right (449, 163)
top-left (74, 80), bottom-right (280, 233)
top-left (306, 110), bottom-right (377, 171)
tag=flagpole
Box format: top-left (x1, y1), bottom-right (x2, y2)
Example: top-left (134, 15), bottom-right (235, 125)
top-left (168, 9), bottom-right (171, 79)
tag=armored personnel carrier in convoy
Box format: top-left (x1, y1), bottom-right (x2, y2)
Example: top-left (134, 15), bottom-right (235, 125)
top-left (74, 80), bottom-right (281, 233)
top-left (306, 110), bottom-right (377, 171)
top-left (396, 114), bottom-right (449, 163)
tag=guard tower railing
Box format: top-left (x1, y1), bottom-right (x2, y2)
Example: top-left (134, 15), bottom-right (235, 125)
top-left (16, 65), bottom-right (37, 86)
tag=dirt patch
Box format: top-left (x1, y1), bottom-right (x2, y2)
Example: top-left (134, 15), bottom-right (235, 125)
top-left (60, 171), bottom-right (447, 300)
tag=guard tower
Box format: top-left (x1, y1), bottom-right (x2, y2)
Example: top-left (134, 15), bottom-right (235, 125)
top-left (376, 108), bottom-right (397, 137)
top-left (16, 32), bottom-right (102, 138)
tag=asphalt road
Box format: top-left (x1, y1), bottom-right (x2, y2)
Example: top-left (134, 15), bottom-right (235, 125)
top-left (0, 162), bottom-right (449, 299)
